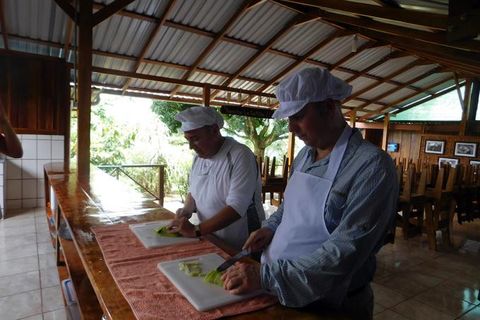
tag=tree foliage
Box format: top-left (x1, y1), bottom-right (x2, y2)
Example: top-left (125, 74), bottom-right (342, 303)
top-left (150, 101), bottom-right (288, 158)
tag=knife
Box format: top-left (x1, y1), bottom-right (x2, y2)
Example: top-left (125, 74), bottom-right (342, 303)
top-left (216, 249), bottom-right (251, 272)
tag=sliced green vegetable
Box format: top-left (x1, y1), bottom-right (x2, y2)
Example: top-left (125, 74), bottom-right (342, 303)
top-left (203, 269), bottom-right (224, 286)
top-left (155, 226), bottom-right (180, 237)
top-left (179, 260), bottom-right (204, 277)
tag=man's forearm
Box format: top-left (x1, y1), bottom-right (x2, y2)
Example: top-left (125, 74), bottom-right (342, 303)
top-left (199, 206), bottom-right (241, 235)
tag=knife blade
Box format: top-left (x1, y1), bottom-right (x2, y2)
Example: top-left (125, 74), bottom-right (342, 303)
top-left (216, 249), bottom-right (250, 272)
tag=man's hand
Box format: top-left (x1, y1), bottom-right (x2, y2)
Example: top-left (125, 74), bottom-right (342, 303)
top-left (242, 227), bottom-right (274, 252)
top-left (221, 262), bottom-right (261, 295)
top-left (167, 217), bottom-right (195, 237)
top-left (175, 207), bottom-right (192, 219)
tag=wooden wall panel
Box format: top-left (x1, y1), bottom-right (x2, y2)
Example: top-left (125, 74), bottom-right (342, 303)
top-left (0, 51), bottom-right (69, 135)
top-left (387, 130), bottom-right (421, 162)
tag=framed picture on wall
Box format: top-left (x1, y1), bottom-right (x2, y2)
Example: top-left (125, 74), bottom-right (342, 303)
top-left (454, 142), bottom-right (477, 157)
top-left (425, 140), bottom-right (445, 154)
top-left (470, 160), bottom-right (480, 166)
top-left (438, 157), bottom-right (459, 168)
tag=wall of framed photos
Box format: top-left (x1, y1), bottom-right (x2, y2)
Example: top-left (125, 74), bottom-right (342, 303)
top-left (419, 134), bottom-right (480, 167)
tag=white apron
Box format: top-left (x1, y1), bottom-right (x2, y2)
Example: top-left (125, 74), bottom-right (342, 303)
top-left (262, 126), bottom-right (352, 263)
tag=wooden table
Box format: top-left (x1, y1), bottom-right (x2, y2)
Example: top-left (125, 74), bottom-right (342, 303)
top-left (44, 163), bottom-right (345, 320)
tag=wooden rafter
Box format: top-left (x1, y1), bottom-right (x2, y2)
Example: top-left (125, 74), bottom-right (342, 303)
top-left (210, 14), bottom-right (313, 99)
top-left (358, 77), bottom-right (454, 120)
top-left (258, 29), bottom-right (349, 92)
top-left (0, 0), bottom-right (8, 49)
top-left (345, 59), bottom-right (421, 103)
top-left (92, 0), bottom-right (135, 26)
top-left (63, 18), bottom-right (74, 60)
top-left (169, 0), bottom-right (259, 97)
top-left (313, 10), bottom-right (480, 54)
top-left (346, 27), bottom-right (480, 76)
top-left (90, 66), bottom-right (276, 99)
top-left (353, 67), bottom-right (443, 112)
top-left (391, 84), bottom-right (460, 115)
top-left (281, 0), bottom-right (447, 30)
top-left (121, 0), bottom-right (177, 92)
top-left (54, 0), bottom-right (76, 21)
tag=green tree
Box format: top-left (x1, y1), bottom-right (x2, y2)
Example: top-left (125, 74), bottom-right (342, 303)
top-left (150, 101), bottom-right (288, 159)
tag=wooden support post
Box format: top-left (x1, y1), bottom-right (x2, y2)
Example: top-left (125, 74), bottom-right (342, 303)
top-left (158, 166), bottom-right (165, 207)
top-left (466, 79), bottom-right (479, 135)
top-left (77, 0), bottom-right (93, 177)
top-left (382, 113), bottom-right (390, 151)
top-left (287, 132), bottom-right (295, 170)
top-left (203, 84), bottom-right (210, 107)
top-left (350, 110), bottom-right (356, 128)
top-left (459, 79), bottom-right (472, 136)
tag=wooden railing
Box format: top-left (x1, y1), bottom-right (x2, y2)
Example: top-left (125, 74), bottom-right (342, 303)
top-left (97, 164), bottom-right (166, 206)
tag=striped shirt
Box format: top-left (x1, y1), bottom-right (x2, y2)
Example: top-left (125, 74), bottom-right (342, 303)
top-left (261, 129), bottom-right (398, 307)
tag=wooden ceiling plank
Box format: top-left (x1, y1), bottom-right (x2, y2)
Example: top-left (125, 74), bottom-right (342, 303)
top-left (92, 0), bottom-right (135, 26)
top-left (354, 67), bottom-right (443, 112)
top-left (210, 15), bottom-right (312, 99)
top-left (0, 0), bottom-right (8, 49)
top-left (121, 0), bottom-right (177, 92)
top-left (54, 0), bottom-right (76, 21)
top-left (169, 0), bottom-right (259, 97)
top-left (281, 0), bottom-right (447, 30)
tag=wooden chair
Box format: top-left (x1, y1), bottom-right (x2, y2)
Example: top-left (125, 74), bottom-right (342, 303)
top-left (397, 165), bottom-right (427, 239)
top-left (259, 156), bottom-right (289, 206)
top-left (424, 166), bottom-right (457, 250)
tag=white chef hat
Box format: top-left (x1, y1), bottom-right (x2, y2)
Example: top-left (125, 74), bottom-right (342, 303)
top-left (272, 67), bottom-right (352, 119)
top-left (175, 106), bottom-right (224, 132)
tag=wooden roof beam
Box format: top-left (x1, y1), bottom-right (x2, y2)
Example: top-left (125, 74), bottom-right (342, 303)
top-left (121, 0), bottom-right (177, 92)
top-left (169, 0), bottom-right (260, 97)
top-left (90, 65), bottom-right (276, 99)
top-left (328, 41), bottom-right (378, 71)
top-left (92, 0), bottom-right (135, 26)
top-left (0, 0), bottom-right (8, 49)
top-left (345, 59), bottom-right (421, 103)
top-left (346, 27), bottom-right (480, 76)
top-left (314, 10), bottom-right (480, 54)
top-left (358, 77), bottom-right (454, 120)
top-left (54, 0), bottom-right (76, 21)
top-left (210, 14), bottom-right (313, 99)
top-left (353, 67), bottom-right (443, 113)
top-left (281, 0), bottom-right (447, 30)
top-left (344, 50), bottom-right (407, 83)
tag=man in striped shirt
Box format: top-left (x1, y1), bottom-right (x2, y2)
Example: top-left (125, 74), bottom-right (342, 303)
top-left (222, 68), bottom-right (398, 319)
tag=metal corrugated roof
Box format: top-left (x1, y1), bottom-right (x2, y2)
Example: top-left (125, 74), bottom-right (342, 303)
top-left (392, 64), bottom-right (439, 83)
top-left (380, 87), bottom-right (417, 105)
top-left (2, 0), bottom-right (476, 120)
top-left (310, 35), bottom-right (369, 65)
top-left (367, 56), bottom-right (418, 78)
top-left (170, 0), bottom-right (243, 33)
top-left (227, 1), bottom-right (296, 45)
top-left (340, 46), bottom-right (392, 71)
top-left (145, 26), bottom-right (212, 65)
top-left (359, 82), bottom-right (397, 100)
top-left (273, 20), bottom-right (337, 56)
top-left (199, 41), bottom-right (257, 74)
top-left (241, 52), bottom-right (296, 80)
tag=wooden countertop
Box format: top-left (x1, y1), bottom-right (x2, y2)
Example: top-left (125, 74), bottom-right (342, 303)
top-left (45, 163), bottom-right (345, 320)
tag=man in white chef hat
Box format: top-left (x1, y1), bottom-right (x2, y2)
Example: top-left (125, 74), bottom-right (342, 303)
top-left (222, 68), bottom-right (398, 319)
top-left (168, 106), bottom-right (265, 250)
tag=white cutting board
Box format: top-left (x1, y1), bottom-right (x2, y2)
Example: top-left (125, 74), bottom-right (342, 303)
top-left (158, 253), bottom-right (262, 312)
top-left (129, 220), bottom-right (198, 248)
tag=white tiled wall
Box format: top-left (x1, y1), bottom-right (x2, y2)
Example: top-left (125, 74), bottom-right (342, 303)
top-left (5, 134), bottom-right (65, 212)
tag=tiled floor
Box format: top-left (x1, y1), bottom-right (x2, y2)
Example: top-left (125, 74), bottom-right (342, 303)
top-left (0, 208), bottom-right (67, 320)
top-left (1, 207), bottom-right (479, 320)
